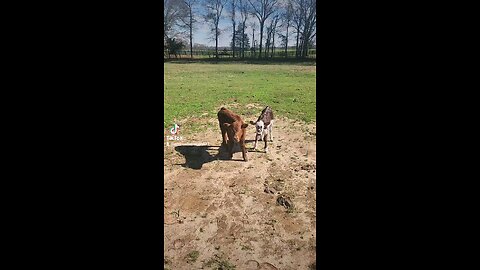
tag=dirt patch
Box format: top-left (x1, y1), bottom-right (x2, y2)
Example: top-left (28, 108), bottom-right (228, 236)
top-left (164, 117), bottom-right (316, 269)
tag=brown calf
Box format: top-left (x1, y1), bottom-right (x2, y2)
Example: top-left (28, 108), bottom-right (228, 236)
top-left (217, 107), bottom-right (249, 161)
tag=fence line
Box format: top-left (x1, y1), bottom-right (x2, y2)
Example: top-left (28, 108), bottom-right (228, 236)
top-left (164, 48), bottom-right (316, 59)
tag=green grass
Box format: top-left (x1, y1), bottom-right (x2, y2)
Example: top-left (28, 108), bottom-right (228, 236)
top-left (203, 254), bottom-right (236, 270)
top-left (185, 250), bottom-right (200, 264)
top-left (164, 62), bottom-right (316, 134)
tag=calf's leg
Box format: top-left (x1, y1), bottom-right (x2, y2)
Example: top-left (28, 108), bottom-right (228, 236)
top-left (227, 139), bottom-right (234, 159)
top-left (241, 141), bottom-right (248, 161)
top-left (269, 123), bottom-right (273, 142)
top-left (264, 134), bottom-right (268, 153)
top-left (219, 123), bottom-right (228, 146)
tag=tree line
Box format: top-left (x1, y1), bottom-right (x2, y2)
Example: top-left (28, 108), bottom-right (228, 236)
top-left (164, 0), bottom-right (316, 59)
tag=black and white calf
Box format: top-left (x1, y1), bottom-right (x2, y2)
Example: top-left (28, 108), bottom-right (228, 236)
top-left (250, 106), bottom-right (274, 152)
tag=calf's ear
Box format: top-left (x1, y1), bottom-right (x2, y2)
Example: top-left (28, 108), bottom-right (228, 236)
top-left (241, 123), bottom-right (248, 129)
top-left (223, 123), bottom-right (231, 128)
top-left (249, 120), bottom-right (256, 125)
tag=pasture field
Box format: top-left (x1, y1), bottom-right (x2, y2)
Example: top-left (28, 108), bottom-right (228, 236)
top-left (164, 61), bottom-right (316, 134)
top-left (164, 61), bottom-right (316, 270)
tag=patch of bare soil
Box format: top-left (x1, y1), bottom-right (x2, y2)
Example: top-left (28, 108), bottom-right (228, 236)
top-left (164, 117), bottom-right (316, 270)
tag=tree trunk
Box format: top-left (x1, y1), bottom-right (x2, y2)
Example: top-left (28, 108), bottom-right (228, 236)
top-left (295, 26), bottom-right (300, 58)
top-left (215, 26), bottom-right (219, 58)
top-left (303, 37), bottom-right (308, 57)
top-left (299, 37), bottom-right (304, 58)
top-left (189, 7), bottom-right (193, 58)
top-left (272, 25), bottom-right (275, 58)
top-left (302, 25), bottom-right (310, 58)
top-left (265, 31), bottom-right (270, 57)
top-left (285, 21), bottom-right (289, 58)
top-left (241, 23), bottom-right (245, 58)
top-left (232, 21), bottom-right (236, 58)
top-left (259, 22), bottom-right (264, 59)
top-left (301, 24), bottom-right (307, 58)
top-left (252, 29), bottom-right (255, 58)
top-left (272, 18), bottom-right (277, 58)
top-left (272, 38), bottom-right (275, 57)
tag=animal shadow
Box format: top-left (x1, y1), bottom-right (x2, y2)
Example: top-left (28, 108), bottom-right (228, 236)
top-left (174, 144), bottom-right (243, 170)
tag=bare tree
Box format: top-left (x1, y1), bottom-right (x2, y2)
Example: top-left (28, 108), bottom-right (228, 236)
top-left (238, 0), bottom-right (249, 58)
top-left (179, 0), bottom-right (198, 58)
top-left (247, 0), bottom-right (279, 58)
top-left (265, 20), bottom-right (272, 55)
top-left (230, 0), bottom-right (237, 58)
top-left (300, 0), bottom-right (316, 57)
top-left (264, 12), bottom-right (279, 58)
top-left (205, 0), bottom-right (227, 58)
top-left (270, 15), bottom-right (279, 57)
top-left (164, 0), bottom-right (187, 42)
top-left (279, 0), bottom-right (293, 57)
top-left (264, 17), bottom-right (277, 57)
top-left (250, 21), bottom-right (257, 57)
top-left (290, 0), bottom-right (315, 58)
top-left (231, 23), bottom-right (251, 51)
top-left (291, 0), bottom-right (304, 58)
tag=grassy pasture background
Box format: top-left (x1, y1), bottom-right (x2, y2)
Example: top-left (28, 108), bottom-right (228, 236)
top-left (164, 61), bottom-right (316, 134)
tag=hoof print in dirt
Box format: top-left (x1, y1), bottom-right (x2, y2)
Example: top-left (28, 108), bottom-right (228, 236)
top-left (276, 195), bottom-right (294, 210)
top-left (264, 186), bottom-right (275, 194)
top-left (259, 262), bottom-right (278, 270)
top-left (264, 181), bottom-right (280, 194)
top-left (245, 259), bottom-right (259, 269)
top-left (173, 239), bottom-right (185, 250)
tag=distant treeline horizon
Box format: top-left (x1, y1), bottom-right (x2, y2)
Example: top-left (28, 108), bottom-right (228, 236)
top-left (165, 0), bottom-right (316, 59)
